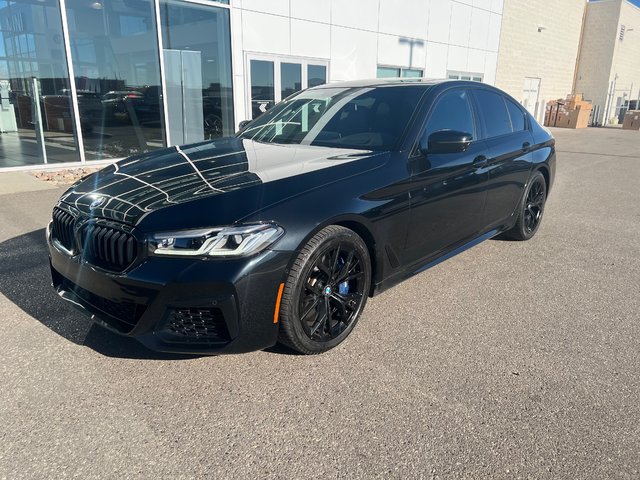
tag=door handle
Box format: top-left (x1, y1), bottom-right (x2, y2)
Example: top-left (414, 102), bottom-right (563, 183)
top-left (473, 155), bottom-right (488, 166)
top-left (522, 141), bottom-right (531, 152)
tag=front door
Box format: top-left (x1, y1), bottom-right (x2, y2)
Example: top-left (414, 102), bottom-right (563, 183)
top-left (405, 88), bottom-right (489, 266)
top-left (246, 55), bottom-right (328, 121)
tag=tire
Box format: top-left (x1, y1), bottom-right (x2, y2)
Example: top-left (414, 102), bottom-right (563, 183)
top-left (277, 225), bottom-right (372, 354)
top-left (503, 171), bottom-right (547, 241)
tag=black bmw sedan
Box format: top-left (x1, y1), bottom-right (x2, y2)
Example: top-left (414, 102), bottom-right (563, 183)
top-left (47, 79), bottom-right (555, 355)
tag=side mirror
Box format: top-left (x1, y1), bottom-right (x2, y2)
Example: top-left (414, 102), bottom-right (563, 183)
top-left (238, 120), bottom-right (251, 130)
top-left (420, 130), bottom-right (473, 155)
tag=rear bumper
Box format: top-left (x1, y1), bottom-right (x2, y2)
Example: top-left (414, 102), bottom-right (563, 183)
top-left (48, 231), bottom-right (292, 354)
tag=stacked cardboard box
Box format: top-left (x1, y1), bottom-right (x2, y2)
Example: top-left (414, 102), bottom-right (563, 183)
top-left (544, 94), bottom-right (593, 129)
top-left (622, 110), bottom-right (640, 131)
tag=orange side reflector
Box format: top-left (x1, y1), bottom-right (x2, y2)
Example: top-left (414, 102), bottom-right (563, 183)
top-left (273, 283), bottom-right (285, 324)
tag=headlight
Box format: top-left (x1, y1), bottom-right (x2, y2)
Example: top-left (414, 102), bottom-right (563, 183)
top-left (149, 224), bottom-right (284, 257)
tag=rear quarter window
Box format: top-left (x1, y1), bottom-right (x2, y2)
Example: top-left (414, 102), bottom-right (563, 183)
top-left (505, 99), bottom-right (526, 132)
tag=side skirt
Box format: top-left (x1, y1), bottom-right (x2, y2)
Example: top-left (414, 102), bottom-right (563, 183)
top-left (372, 228), bottom-right (501, 296)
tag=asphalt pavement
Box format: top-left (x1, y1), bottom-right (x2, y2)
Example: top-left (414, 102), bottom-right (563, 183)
top-left (0, 127), bottom-right (638, 479)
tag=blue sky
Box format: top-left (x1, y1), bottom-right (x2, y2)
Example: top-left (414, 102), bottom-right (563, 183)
top-left (594, 0), bottom-right (640, 5)
top-left (593, 0), bottom-right (640, 5)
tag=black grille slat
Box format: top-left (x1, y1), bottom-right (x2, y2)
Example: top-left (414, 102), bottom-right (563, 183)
top-left (103, 229), bottom-right (115, 262)
top-left (110, 231), bottom-right (121, 265)
top-left (51, 207), bottom-right (138, 272)
top-left (96, 227), bottom-right (107, 260)
top-left (63, 213), bottom-right (73, 248)
top-left (81, 224), bottom-right (137, 273)
top-left (125, 236), bottom-right (135, 264)
top-left (85, 225), bottom-right (95, 256)
top-left (51, 207), bottom-right (76, 252)
top-left (116, 234), bottom-right (126, 266)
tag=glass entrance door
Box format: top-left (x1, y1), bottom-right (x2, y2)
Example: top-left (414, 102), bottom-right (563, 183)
top-left (247, 55), bottom-right (328, 120)
top-left (159, 0), bottom-right (234, 144)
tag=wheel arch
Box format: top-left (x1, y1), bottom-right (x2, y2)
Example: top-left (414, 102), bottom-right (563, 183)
top-left (534, 164), bottom-right (550, 197)
top-left (290, 215), bottom-right (381, 297)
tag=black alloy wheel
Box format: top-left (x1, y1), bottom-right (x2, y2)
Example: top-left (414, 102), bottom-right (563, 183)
top-left (504, 171), bottom-right (547, 241)
top-left (278, 225), bottom-right (371, 354)
top-left (524, 176), bottom-right (545, 235)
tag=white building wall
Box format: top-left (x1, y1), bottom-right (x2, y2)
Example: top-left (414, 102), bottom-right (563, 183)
top-left (574, 0), bottom-right (622, 124)
top-left (229, 0), bottom-right (503, 124)
top-left (574, 0), bottom-right (640, 124)
top-left (495, 0), bottom-right (586, 123)
top-left (608, 1), bottom-right (640, 121)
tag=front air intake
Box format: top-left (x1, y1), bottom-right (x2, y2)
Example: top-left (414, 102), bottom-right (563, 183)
top-left (167, 308), bottom-right (230, 342)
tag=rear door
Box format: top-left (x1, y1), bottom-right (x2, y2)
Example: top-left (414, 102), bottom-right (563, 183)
top-left (471, 89), bottom-right (534, 229)
top-left (404, 88), bottom-right (490, 266)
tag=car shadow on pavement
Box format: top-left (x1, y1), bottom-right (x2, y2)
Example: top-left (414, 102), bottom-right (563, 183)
top-left (0, 229), bottom-right (199, 360)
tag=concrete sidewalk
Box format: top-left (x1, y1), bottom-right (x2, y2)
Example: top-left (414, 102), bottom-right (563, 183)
top-left (0, 172), bottom-right (58, 196)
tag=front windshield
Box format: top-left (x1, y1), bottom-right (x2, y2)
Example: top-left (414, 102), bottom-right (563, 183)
top-left (238, 85), bottom-right (426, 151)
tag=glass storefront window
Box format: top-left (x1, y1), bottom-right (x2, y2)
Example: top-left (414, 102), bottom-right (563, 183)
top-left (402, 68), bottom-right (423, 78)
top-left (65, 0), bottom-right (164, 160)
top-left (377, 66), bottom-right (423, 79)
top-left (281, 62), bottom-right (301, 100)
top-left (0, 0), bottom-right (81, 167)
top-left (448, 71), bottom-right (484, 82)
top-left (250, 60), bottom-right (274, 120)
top-left (159, 0), bottom-right (234, 144)
top-left (377, 66), bottom-right (401, 78)
top-left (307, 64), bottom-right (327, 88)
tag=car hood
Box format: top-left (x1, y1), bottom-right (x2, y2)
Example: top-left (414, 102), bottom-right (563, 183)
top-left (60, 137), bottom-right (382, 227)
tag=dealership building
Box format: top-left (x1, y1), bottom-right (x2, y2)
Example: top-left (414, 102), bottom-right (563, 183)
top-left (495, 0), bottom-right (586, 123)
top-left (575, 0), bottom-right (640, 124)
top-left (0, 0), bottom-right (638, 171)
top-left (0, 0), bottom-right (504, 170)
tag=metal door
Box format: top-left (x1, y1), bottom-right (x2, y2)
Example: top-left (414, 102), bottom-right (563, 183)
top-left (522, 77), bottom-right (541, 120)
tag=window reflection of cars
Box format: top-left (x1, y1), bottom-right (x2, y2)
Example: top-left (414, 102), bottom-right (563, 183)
top-left (58, 89), bottom-right (102, 120)
top-left (53, 89), bottom-right (102, 133)
top-left (101, 91), bottom-right (144, 122)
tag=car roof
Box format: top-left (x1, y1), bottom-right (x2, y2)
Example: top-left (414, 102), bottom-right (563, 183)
top-left (309, 78), bottom-right (498, 91)
top-left (308, 78), bottom-right (522, 106)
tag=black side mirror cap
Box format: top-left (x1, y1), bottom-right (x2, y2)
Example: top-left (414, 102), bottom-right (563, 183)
top-left (420, 130), bottom-right (473, 155)
top-left (238, 120), bottom-right (251, 131)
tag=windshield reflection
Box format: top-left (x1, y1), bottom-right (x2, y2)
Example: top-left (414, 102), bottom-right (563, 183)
top-left (239, 85), bottom-right (426, 152)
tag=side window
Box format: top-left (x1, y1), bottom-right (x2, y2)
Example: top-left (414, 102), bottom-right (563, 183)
top-left (506, 99), bottom-right (526, 132)
top-left (473, 89), bottom-right (512, 138)
top-left (424, 89), bottom-right (474, 140)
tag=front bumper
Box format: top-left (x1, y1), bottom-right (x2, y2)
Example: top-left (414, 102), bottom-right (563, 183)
top-left (48, 229), bottom-right (292, 354)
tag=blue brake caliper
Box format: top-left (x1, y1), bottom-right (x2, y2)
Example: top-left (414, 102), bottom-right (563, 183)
top-left (337, 256), bottom-right (349, 295)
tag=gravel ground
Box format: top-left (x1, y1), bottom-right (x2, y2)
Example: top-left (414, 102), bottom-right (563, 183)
top-left (31, 167), bottom-right (101, 186)
top-left (0, 127), bottom-right (638, 479)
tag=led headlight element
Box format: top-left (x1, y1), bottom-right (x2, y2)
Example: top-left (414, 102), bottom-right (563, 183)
top-left (149, 224), bottom-right (284, 257)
